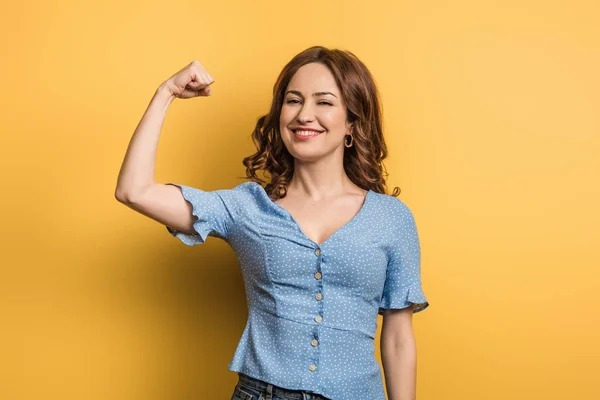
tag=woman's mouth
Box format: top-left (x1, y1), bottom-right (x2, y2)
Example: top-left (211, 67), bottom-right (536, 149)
top-left (292, 129), bottom-right (325, 140)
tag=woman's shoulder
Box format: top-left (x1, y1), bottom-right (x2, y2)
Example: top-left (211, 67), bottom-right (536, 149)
top-left (229, 180), bottom-right (258, 192)
top-left (370, 189), bottom-right (408, 207)
top-left (213, 180), bottom-right (258, 192)
top-left (370, 190), bottom-right (416, 221)
top-left (215, 180), bottom-right (270, 208)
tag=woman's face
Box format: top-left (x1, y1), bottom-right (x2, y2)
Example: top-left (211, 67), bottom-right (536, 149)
top-left (279, 62), bottom-right (352, 162)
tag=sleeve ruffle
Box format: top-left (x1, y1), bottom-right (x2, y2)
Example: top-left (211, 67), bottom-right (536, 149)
top-left (378, 283), bottom-right (430, 314)
top-left (165, 184), bottom-right (226, 246)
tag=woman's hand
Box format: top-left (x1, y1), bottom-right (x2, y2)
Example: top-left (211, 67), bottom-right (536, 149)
top-left (163, 60), bottom-right (215, 99)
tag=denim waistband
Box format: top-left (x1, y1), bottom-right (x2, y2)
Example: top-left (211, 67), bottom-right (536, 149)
top-left (237, 372), bottom-right (327, 400)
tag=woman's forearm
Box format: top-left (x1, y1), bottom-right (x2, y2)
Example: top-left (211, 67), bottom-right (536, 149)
top-left (381, 337), bottom-right (418, 400)
top-left (115, 82), bottom-right (175, 202)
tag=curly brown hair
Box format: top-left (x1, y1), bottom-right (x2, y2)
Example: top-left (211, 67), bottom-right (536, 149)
top-left (241, 45), bottom-right (400, 200)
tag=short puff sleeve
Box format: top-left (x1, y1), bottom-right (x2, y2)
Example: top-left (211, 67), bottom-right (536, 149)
top-left (378, 201), bottom-right (430, 314)
top-left (165, 183), bottom-right (237, 246)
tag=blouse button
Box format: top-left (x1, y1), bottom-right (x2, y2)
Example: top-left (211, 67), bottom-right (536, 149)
top-left (314, 272), bottom-right (322, 280)
top-left (315, 293), bottom-right (323, 301)
top-left (311, 339), bottom-right (319, 346)
top-left (309, 364), bottom-right (317, 372)
top-left (314, 248), bottom-right (321, 256)
top-left (315, 315), bottom-right (323, 323)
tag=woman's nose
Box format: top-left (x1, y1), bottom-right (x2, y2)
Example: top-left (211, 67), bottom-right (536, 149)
top-left (297, 114), bottom-right (315, 123)
top-left (296, 104), bottom-right (315, 123)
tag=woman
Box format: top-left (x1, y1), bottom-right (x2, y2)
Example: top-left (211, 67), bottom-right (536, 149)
top-left (115, 46), bottom-right (430, 400)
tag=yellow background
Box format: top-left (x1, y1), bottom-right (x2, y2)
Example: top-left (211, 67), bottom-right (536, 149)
top-left (2, 0), bottom-right (599, 399)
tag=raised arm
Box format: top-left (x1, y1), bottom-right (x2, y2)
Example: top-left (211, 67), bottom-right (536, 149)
top-left (114, 60), bottom-right (214, 234)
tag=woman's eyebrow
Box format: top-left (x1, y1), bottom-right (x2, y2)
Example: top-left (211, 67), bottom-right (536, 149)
top-left (285, 90), bottom-right (338, 98)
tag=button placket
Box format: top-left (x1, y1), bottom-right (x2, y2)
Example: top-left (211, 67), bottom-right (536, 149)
top-left (310, 246), bottom-right (323, 374)
top-left (313, 246), bottom-right (324, 324)
top-left (309, 328), bottom-right (321, 373)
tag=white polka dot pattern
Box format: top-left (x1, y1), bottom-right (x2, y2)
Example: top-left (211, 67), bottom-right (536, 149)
top-left (165, 181), bottom-right (429, 399)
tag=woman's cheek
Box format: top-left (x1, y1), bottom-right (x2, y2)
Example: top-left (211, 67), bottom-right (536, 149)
top-left (320, 110), bottom-right (339, 126)
top-left (280, 107), bottom-right (294, 125)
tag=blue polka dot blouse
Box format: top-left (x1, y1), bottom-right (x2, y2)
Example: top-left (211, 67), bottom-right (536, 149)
top-left (165, 180), bottom-right (429, 400)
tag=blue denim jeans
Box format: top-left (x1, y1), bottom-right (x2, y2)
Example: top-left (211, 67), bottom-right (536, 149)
top-left (231, 373), bottom-right (331, 400)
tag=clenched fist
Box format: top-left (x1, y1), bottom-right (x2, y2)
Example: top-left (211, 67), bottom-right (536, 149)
top-left (163, 60), bottom-right (215, 99)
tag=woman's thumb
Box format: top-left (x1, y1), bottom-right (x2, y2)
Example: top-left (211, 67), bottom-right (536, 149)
top-left (200, 86), bottom-right (211, 96)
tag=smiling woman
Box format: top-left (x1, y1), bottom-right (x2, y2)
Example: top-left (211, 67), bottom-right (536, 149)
top-left (115, 45), bottom-right (429, 400)
top-left (242, 46), bottom-right (395, 201)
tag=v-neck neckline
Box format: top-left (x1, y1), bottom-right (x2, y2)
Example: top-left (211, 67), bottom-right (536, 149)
top-left (252, 181), bottom-right (372, 247)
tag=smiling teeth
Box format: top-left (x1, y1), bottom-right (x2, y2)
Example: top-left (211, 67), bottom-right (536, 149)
top-left (295, 130), bottom-right (322, 136)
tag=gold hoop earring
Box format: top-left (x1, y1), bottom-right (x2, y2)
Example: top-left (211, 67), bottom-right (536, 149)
top-left (344, 134), bottom-right (354, 148)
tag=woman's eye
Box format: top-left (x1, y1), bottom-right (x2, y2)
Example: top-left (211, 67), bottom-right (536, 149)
top-left (285, 99), bottom-right (332, 106)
